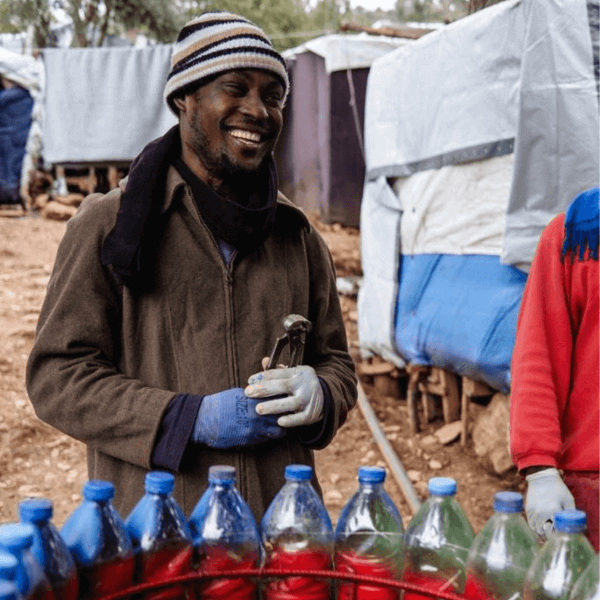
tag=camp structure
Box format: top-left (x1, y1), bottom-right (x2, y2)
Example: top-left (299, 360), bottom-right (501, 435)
top-left (0, 48), bottom-right (43, 208)
top-left (358, 0), bottom-right (599, 393)
top-left (276, 33), bottom-right (419, 227)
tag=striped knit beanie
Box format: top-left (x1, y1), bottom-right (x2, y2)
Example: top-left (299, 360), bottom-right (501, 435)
top-left (165, 11), bottom-right (290, 114)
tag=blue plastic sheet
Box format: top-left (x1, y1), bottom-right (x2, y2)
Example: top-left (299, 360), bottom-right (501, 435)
top-left (394, 254), bottom-right (527, 392)
top-left (0, 86), bottom-right (33, 203)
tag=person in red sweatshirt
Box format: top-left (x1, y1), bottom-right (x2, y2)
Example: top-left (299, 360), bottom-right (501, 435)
top-left (510, 186), bottom-right (599, 552)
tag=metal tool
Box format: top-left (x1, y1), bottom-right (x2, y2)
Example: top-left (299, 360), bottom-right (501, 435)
top-left (266, 314), bottom-right (312, 370)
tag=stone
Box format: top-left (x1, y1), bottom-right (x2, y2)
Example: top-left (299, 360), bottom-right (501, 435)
top-left (421, 435), bottom-right (439, 446)
top-left (54, 193), bottom-right (84, 208)
top-left (428, 459), bottom-right (443, 470)
top-left (41, 200), bottom-right (77, 221)
top-left (434, 421), bottom-right (462, 445)
top-left (471, 393), bottom-right (514, 475)
top-left (407, 470), bottom-right (421, 482)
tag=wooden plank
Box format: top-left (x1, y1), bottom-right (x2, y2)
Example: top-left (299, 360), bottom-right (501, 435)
top-left (438, 368), bottom-right (460, 423)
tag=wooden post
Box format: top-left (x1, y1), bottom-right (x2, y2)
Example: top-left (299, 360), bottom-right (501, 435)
top-left (406, 366), bottom-right (422, 435)
top-left (438, 368), bottom-right (460, 424)
top-left (460, 376), bottom-right (493, 446)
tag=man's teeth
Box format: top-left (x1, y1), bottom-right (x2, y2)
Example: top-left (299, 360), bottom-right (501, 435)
top-left (230, 129), bottom-right (261, 142)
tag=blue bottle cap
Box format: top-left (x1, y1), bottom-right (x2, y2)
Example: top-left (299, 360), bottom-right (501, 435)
top-left (0, 553), bottom-right (18, 580)
top-left (83, 480), bottom-right (115, 502)
top-left (208, 465), bottom-right (236, 484)
top-left (145, 471), bottom-right (175, 495)
top-left (19, 498), bottom-right (53, 524)
top-left (0, 581), bottom-right (20, 600)
top-left (554, 509), bottom-right (587, 533)
top-left (0, 523), bottom-right (35, 551)
top-left (428, 477), bottom-right (457, 496)
top-left (358, 466), bottom-right (386, 484)
top-left (284, 464), bottom-right (313, 481)
top-left (493, 491), bottom-right (523, 513)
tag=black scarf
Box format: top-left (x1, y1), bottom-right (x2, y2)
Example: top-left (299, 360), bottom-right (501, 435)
top-left (173, 155), bottom-right (278, 253)
top-left (102, 125), bottom-right (278, 286)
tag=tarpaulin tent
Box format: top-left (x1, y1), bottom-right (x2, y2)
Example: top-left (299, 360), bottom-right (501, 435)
top-left (0, 48), bottom-right (43, 205)
top-left (358, 0), bottom-right (599, 391)
top-left (42, 45), bottom-right (176, 164)
top-left (276, 34), bottom-right (415, 227)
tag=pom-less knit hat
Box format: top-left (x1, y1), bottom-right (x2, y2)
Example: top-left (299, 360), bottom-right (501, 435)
top-left (164, 11), bottom-right (290, 114)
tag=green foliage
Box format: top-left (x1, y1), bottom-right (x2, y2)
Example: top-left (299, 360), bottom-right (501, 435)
top-left (0, 0), bottom-right (183, 48)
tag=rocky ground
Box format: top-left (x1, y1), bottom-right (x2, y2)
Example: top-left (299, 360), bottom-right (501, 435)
top-left (0, 207), bottom-right (523, 530)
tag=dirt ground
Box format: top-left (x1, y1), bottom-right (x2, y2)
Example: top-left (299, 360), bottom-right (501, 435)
top-left (0, 209), bottom-right (524, 531)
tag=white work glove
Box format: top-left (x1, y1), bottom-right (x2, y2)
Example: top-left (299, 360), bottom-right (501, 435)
top-left (525, 467), bottom-right (576, 537)
top-left (244, 365), bottom-right (324, 428)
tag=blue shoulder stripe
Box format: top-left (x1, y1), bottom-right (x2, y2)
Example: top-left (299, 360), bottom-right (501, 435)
top-left (562, 187), bottom-right (599, 261)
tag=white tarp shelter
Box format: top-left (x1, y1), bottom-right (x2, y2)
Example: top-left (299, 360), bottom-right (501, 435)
top-left (43, 45), bottom-right (177, 164)
top-left (358, 0), bottom-right (599, 370)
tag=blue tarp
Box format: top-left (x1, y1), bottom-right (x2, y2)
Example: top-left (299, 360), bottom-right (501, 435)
top-left (0, 86), bottom-right (33, 203)
top-left (394, 254), bottom-right (527, 393)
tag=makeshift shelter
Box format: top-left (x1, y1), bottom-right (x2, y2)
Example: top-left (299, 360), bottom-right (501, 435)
top-left (0, 48), bottom-right (43, 206)
top-left (276, 34), bottom-right (416, 227)
top-left (42, 45), bottom-right (176, 165)
top-left (358, 0), bottom-right (599, 392)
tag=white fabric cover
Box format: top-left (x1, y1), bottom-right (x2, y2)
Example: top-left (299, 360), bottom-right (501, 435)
top-left (43, 46), bottom-right (177, 163)
top-left (398, 154), bottom-right (513, 256)
top-left (503, 0), bottom-right (599, 265)
top-left (283, 33), bottom-right (411, 73)
top-left (357, 177), bottom-right (405, 366)
top-left (364, 0), bottom-right (523, 177)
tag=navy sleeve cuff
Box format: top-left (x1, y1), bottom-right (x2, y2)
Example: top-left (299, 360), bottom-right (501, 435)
top-left (297, 378), bottom-right (334, 449)
top-left (151, 393), bottom-right (203, 472)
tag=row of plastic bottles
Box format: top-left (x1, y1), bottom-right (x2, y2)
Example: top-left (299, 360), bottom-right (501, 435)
top-left (0, 465), bottom-right (597, 600)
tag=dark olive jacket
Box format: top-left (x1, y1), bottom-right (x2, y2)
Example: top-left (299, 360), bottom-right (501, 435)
top-left (26, 166), bottom-right (357, 520)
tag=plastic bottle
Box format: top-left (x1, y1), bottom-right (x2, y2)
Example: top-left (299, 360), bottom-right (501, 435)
top-left (125, 471), bottom-right (194, 600)
top-left (0, 581), bottom-right (21, 600)
top-left (569, 553), bottom-right (599, 600)
top-left (0, 553), bottom-right (18, 585)
top-left (0, 524), bottom-right (53, 600)
top-left (188, 465), bottom-right (260, 600)
top-left (401, 476), bottom-right (475, 600)
top-left (464, 491), bottom-right (539, 600)
top-left (260, 464), bottom-right (334, 600)
top-left (523, 509), bottom-right (596, 600)
top-left (18, 499), bottom-right (78, 600)
top-left (334, 466), bottom-right (404, 600)
top-left (60, 480), bottom-right (134, 600)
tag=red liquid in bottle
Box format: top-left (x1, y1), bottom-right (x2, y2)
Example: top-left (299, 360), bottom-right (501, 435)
top-left (335, 549), bottom-right (399, 600)
top-left (51, 574), bottom-right (78, 600)
top-left (138, 542), bottom-right (194, 600)
top-left (401, 569), bottom-right (461, 600)
top-left (197, 546), bottom-right (258, 600)
top-left (463, 575), bottom-right (496, 600)
top-left (28, 582), bottom-right (54, 600)
top-left (263, 548), bottom-right (331, 600)
top-left (77, 554), bottom-right (135, 600)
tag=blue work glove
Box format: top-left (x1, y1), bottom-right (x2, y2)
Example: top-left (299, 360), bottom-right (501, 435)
top-left (192, 388), bottom-right (286, 449)
top-left (245, 366), bottom-right (324, 428)
top-left (525, 467), bottom-right (576, 537)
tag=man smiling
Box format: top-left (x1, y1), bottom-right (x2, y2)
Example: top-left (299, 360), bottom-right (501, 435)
top-left (26, 12), bottom-right (357, 519)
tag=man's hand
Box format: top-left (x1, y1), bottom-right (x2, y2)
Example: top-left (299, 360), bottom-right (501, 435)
top-left (525, 467), bottom-right (576, 537)
top-left (245, 365), bottom-right (324, 427)
top-left (192, 388), bottom-right (286, 448)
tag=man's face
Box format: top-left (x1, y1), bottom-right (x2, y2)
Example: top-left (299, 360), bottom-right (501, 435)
top-left (175, 69), bottom-right (284, 182)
